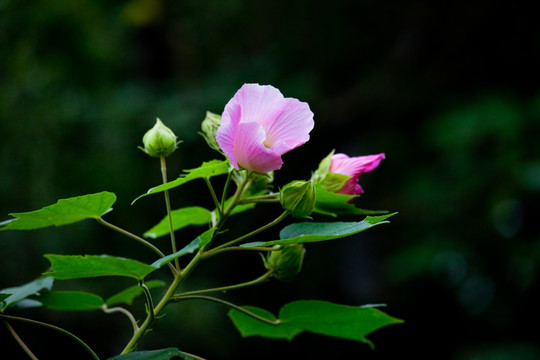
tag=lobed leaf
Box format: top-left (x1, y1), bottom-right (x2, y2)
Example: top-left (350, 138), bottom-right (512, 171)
top-left (0, 276), bottom-right (54, 311)
top-left (133, 160), bottom-right (229, 204)
top-left (0, 192), bottom-right (116, 231)
top-left (241, 213), bottom-right (397, 247)
top-left (229, 300), bottom-right (403, 347)
top-left (44, 254), bottom-right (157, 280)
top-left (108, 348), bottom-right (194, 360)
top-left (143, 206), bottom-right (212, 239)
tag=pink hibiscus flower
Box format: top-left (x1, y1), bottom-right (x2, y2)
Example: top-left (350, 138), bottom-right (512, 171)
top-left (216, 84), bottom-right (314, 173)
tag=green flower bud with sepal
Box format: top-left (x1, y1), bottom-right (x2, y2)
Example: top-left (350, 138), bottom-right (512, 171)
top-left (311, 150), bottom-right (351, 192)
top-left (280, 180), bottom-right (316, 218)
top-left (200, 111), bottom-right (222, 152)
top-left (264, 244), bottom-right (306, 282)
top-left (139, 118), bottom-right (179, 158)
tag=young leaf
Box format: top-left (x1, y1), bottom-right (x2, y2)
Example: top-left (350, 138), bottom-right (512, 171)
top-left (0, 276), bottom-right (54, 311)
top-left (107, 348), bottom-right (194, 360)
top-left (0, 192), bottom-right (116, 230)
top-left (44, 254), bottom-right (157, 280)
top-left (150, 228), bottom-right (216, 269)
top-left (241, 213), bottom-right (397, 247)
top-left (143, 206), bottom-right (212, 239)
top-left (105, 280), bottom-right (165, 307)
top-left (133, 159), bottom-right (229, 204)
top-left (229, 300), bottom-right (403, 347)
top-left (313, 184), bottom-right (386, 217)
top-left (34, 291), bottom-right (105, 311)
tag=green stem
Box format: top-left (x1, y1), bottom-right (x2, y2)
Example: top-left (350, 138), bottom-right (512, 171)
top-left (205, 210), bottom-right (288, 257)
top-left (238, 193), bottom-right (280, 203)
top-left (102, 306), bottom-right (139, 334)
top-left (0, 313), bottom-right (100, 360)
top-left (4, 320), bottom-right (38, 360)
top-left (204, 177), bottom-right (222, 219)
top-left (173, 295), bottom-right (280, 326)
top-left (223, 171), bottom-right (251, 216)
top-left (220, 170), bottom-right (233, 213)
top-left (174, 270), bottom-right (273, 298)
top-left (139, 281), bottom-right (155, 323)
top-left (120, 250), bottom-right (204, 354)
top-left (180, 351), bottom-right (207, 360)
top-left (201, 245), bottom-right (276, 257)
top-left (160, 155), bottom-right (180, 271)
top-left (96, 217), bottom-right (176, 275)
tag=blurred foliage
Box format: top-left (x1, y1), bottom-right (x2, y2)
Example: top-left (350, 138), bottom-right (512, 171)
top-left (1, 0), bottom-right (540, 359)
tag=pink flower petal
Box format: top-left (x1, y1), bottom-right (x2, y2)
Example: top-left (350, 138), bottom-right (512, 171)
top-left (216, 83), bottom-right (314, 172)
top-left (330, 153), bottom-right (385, 177)
top-left (329, 153), bottom-right (385, 195)
top-left (233, 122), bottom-right (283, 173)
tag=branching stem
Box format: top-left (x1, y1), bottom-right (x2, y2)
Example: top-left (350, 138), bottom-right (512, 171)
top-left (205, 210), bottom-right (288, 257)
top-left (174, 270), bottom-right (273, 297)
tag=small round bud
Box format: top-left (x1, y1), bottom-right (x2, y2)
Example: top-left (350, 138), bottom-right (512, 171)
top-left (200, 111), bottom-right (222, 151)
top-left (265, 244), bottom-right (305, 282)
top-left (280, 180), bottom-right (316, 218)
top-left (140, 118), bottom-right (179, 158)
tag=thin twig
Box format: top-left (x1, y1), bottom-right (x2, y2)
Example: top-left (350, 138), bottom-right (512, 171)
top-left (0, 313), bottom-right (100, 360)
top-left (4, 320), bottom-right (39, 360)
top-left (173, 295), bottom-right (281, 326)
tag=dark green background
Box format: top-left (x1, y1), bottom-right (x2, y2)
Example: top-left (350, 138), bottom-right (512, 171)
top-left (1, 0), bottom-right (539, 359)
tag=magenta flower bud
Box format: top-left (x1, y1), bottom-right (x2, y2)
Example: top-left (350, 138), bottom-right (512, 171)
top-left (313, 151), bottom-right (385, 195)
top-left (216, 84), bottom-right (314, 173)
top-left (328, 153), bottom-right (385, 195)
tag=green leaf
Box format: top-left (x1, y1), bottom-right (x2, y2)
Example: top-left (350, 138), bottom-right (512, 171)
top-left (0, 277), bottom-right (54, 311)
top-left (279, 300), bottom-right (403, 347)
top-left (0, 192), bottom-right (116, 230)
top-left (228, 306), bottom-right (302, 340)
top-left (133, 160), bottom-right (229, 204)
top-left (241, 213), bottom-right (397, 247)
top-left (229, 300), bottom-right (403, 347)
top-left (108, 348), bottom-right (194, 360)
top-left (313, 184), bottom-right (386, 217)
top-left (34, 291), bottom-right (105, 311)
top-left (44, 254), bottom-right (157, 280)
top-left (150, 228), bottom-right (215, 269)
top-left (143, 206), bottom-right (211, 239)
top-left (105, 280), bottom-right (165, 307)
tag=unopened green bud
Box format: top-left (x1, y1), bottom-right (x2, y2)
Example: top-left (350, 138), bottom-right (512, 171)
top-left (265, 244), bottom-right (305, 282)
top-left (140, 118), bottom-right (179, 158)
top-left (200, 111), bottom-right (222, 152)
top-left (280, 180), bottom-right (316, 218)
